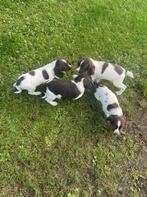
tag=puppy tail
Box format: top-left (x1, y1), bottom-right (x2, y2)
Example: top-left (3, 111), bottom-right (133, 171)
top-left (126, 70), bottom-right (134, 78)
top-left (13, 82), bottom-right (16, 87)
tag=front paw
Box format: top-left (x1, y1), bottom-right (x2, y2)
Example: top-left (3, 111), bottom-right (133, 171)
top-left (50, 101), bottom-right (58, 106)
top-left (116, 91), bottom-right (122, 96)
top-left (42, 95), bottom-right (47, 99)
top-left (72, 74), bottom-right (78, 79)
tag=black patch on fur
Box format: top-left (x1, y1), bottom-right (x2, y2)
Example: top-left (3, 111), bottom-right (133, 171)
top-left (16, 76), bottom-right (25, 86)
top-left (101, 62), bottom-right (109, 74)
top-left (42, 69), bottom-right (49, 80)
top-left (107, 103), bottom-right (119, 111)
top-left (36, 83), bottom-right (47, 93)
top-left (46, 80), bottom-right (81, 99)
top-left (113, 64), bottom-right (123, 75)
top-left (54, 59), bottom-right (71, 78)
top-left (77, 58), bottom-right (95, 75)
top-left (29, 70), bottom-right (35, 76)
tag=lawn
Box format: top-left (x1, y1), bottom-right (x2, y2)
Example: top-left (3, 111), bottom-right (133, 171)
top-left (0, 0), bottom-right (147, 196)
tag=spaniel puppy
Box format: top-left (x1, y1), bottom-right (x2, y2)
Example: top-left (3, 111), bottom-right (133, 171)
top-left (76, 58), bottom-right (134, 95)
top-left (41, 74), bottom-right (94, 106)
top-left (94, 84), bottom-right (125, 135)
top-left (13, 59), bottom-right (71, 95)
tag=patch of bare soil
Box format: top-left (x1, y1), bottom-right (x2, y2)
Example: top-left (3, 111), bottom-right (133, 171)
top-left (116, 107), bottom-right (147, 197)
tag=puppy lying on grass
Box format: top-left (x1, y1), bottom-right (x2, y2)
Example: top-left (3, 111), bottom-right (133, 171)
top-left (13, 59), bottom-right (71, 95)
top-left (77, 58), bottom-right (134, 95)
top-left (94, 83), bottom-right (125, 135)
top-left (41, 74), bottom-right (95, 106)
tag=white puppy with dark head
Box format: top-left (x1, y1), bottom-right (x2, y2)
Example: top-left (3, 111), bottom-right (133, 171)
top-left (76, 58), bottom-right (134, 95)
top-left (13, 59), bottom-right (71, 95)
top-left (94, 84), bottom-right (125, 135)
top-left (41, 74), bottom-right (94, 106)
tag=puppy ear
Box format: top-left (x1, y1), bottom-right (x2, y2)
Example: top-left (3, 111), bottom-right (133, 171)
top-left (107, 115), bottom-right (113, 122)
top-left (77, 59), bottom-right (83, 67)
top-left (88, 61), bottom-right (95, 75)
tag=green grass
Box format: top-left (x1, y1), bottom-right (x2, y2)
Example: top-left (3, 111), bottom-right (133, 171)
top-left (0, 0), bottom-right (147, 196)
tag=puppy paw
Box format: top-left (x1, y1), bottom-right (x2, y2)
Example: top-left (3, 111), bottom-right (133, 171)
top-left (72, 74), bottom-right (78, 79)
top-left (56, 94), bottom-right (62, 99)
top-left (14, 90), bottom-right (22, 94)
top-left (50, 101), bottom-right (58, 106)
top-left (116, 91), bottom-right (122, 96)
top-left (28, 91), bottom-right (42, 95)
top-left (42, 95), bottom-right (47, 99)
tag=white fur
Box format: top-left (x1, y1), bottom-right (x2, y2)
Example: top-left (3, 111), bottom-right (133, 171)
top-left (94, 85), bottom-right (123, 135)
top-left (13, 60), bottom-right (58, 95)
top-left (114, 129), bottom-right (120, 135)
top-left (114, 121), bottom-right (121, 135)
top-left (94, 85), bottom-right (123, 117)
top-left (126, 70), bottom-right (134, 78)
top-left (78, 58), bottom-right (134, 95)
top-left (72, 79), bottom-right (85, 100)
top-left (44, 89), bottom-right (62, 106)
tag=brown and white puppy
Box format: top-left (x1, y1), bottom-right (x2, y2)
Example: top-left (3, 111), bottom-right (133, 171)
top-left (94, 84), bottom-right (125, 135)
top-left (41, 74), bottom-right (94, 106)
top-left (76, 58), bottom-right (134, 95)
top-left (13, 59), bottom-right (71, 95)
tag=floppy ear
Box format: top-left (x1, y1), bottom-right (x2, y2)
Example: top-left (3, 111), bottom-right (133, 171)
top-left (77, 59), bottom-right (83, 67)
top-left (87, 60), bottom-right (95, 75)
top-left (83, 76), bottom-right (96, 94)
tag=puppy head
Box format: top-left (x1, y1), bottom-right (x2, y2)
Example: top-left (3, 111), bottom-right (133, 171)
top-left (54, 59), bottom-right (71, 78)
top-left (107, 115), bottom-right (125, 135)
top-left (73, 74), bottom-right (96, 94)
top-left (76, 58), bottom-right (95, 75)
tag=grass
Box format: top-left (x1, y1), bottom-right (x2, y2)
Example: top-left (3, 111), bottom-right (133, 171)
top-left (0, 0), bottom-right (147, 196)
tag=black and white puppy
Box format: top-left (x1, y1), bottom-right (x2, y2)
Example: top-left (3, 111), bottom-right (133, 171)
top-left (13, 59), bottom-right (71, 95)
top-left (76, 58), bottom-right (134, 95)
top-left (94, 84), bottom-right (125, 135)
top-left (41, 74), bottom-right (94, 106)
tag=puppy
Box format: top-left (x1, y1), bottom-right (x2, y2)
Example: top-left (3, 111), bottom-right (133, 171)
top-left (13, 59), bottom-right (71, 95)
top-left (76, 58), bottom-right (134, 95)
top-left (41, 74), bottom-right (94, 106)
top-left (94, 84), bottom-right (125, 135)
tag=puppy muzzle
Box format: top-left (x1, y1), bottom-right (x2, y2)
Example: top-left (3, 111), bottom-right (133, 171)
top-left (113, 129), bottom-right (120, 135)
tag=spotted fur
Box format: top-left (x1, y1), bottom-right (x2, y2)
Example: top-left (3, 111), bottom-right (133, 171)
top-left (13, 59), bottom-right (71, 95)
top-left (77, 58), bottom-right (134, 95)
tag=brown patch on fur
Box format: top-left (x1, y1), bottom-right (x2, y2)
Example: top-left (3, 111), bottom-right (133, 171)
top-left (107, 103), bottom-right (119, 111)
top-left (42, 69), bottom-right (49, 80)
top-left (29, 70), bottom-right (35, 76)
top-left (101, 62), bottom-right (109, 74)
top-left (16, 76), bottom-right (25, 86)
top-left (113, 64), bottom-right (123, 75)
top-left (78, 58), bottom-right (95, 75)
